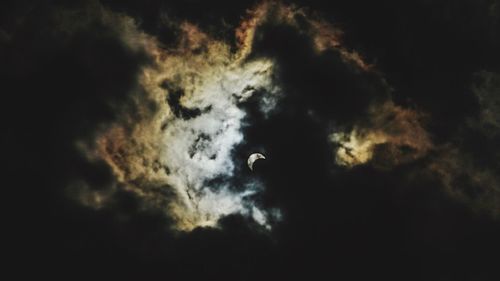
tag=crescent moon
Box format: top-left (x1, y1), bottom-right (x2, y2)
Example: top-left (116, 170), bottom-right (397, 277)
top-left (247, 153), bottom-right (266, 171)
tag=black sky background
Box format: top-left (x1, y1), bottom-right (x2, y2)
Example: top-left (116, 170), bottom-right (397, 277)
top-left (3, 0), bottom-right (500, 280)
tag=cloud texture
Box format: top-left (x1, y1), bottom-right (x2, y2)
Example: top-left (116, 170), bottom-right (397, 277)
top-left (3, 0), bottom-right (500, 280)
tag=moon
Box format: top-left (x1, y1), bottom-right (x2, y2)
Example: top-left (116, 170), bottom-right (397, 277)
top-left (247, 153), bottom-right (266, 171)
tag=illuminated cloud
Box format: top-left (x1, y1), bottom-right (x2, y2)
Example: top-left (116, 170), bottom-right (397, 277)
top-left (330, 101), bottom-right (433, 169)
top-left (5, 0), bottom-right (500, 277)
top-left (69, 0), bottom-right (500, 233)
top-left (71, 3), bottom-right (286, 231)
top-left (69, 0), bottom-right (383, 231)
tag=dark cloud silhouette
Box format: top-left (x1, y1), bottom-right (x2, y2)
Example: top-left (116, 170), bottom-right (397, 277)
top-left (3, 1), bottom-right (500, 280)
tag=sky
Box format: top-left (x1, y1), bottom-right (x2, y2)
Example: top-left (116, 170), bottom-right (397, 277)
top-left (2, 0), bottom-right (500, 280)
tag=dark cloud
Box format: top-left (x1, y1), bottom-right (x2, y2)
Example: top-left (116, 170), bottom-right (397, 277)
top-left (3, 1), bottom-right (500, 280)
top-left (100, 0), bottom-right (259, 47)
top-left (291, 0), bottom-right (500, 141)
top-left (1, 0), bottom-right (159, 275)
top-left (426, 71), bottom-right (500, 219)
top-left (163, 81), bottom-right (208, 120)
top-left (250, 22), bottom-right (389, 123)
